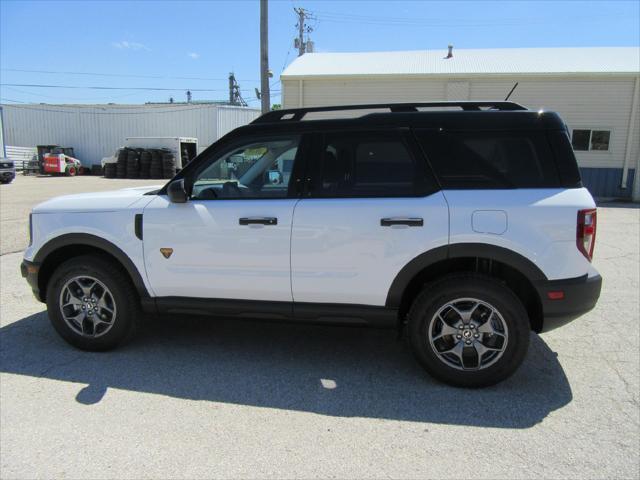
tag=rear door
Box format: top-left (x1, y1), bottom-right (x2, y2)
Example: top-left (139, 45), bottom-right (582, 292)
top-left (290, 128), bottom-right (449, 307)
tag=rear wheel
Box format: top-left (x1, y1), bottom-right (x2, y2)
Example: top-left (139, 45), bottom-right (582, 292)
top-left (46, 255), bottom-right (140, 351)
top-left (407, 274), bottom-right (530, 388)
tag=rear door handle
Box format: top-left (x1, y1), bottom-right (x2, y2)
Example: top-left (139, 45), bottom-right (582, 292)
top-left (239, 217), bottom-right (278, 226)
top-left (380, 217), bottom-right (424, 227)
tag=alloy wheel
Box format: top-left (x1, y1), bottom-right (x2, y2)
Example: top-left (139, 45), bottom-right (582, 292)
top-left (427, 297), bottom-right (508, 371)
top-left (59, 275), bottom-right (117, 338)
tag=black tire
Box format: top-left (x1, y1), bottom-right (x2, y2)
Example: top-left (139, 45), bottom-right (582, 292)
top-left (45, 255), bottom-right (140, 351)
top-left (104, 164), bottom-right (117, 178)
top-left (407, 274), bottom-right (530, 388)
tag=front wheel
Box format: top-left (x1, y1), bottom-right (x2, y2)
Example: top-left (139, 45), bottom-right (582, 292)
top-left (46, 255), bottom-right (140, 351)
top-left (407, 274), bottom-right (530, 388)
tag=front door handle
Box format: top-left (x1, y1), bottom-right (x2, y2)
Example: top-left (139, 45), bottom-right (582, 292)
top-left (239, 217), bottom-right (278, 226)
top-left (380, 217), bottom-right (424, 227)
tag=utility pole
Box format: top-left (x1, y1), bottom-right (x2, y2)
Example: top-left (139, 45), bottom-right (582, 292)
top-left (260, 0), bottom-right (270, 113)
top-left (293, 7), bottom-right (314, 56)
top-left (295, 7), bottom-right (305, 56)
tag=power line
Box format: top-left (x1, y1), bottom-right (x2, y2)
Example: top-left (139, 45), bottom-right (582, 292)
top-left (0, 97), bottom-right (27, 104)
top-left (2, 85), bottom-right (143, 101)
top-left (1, 68), bottom-right (260, 83)
top-left (312, 10), bottom-right (627, 27)
top-left (1, 83), bottom-right (228, 92)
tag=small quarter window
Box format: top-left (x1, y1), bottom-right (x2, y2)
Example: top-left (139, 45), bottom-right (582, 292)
top-left (415, 129), bottom-right (560, 189)
top-left (571, 129), bottom-right (611, 152)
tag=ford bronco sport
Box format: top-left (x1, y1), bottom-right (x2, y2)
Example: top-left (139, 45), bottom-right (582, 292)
top-left (21, 102), bottom-right (602, 387)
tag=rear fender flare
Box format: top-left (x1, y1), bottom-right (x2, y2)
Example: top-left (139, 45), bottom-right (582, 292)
top-left (385, 243), bottom-right (547, 308)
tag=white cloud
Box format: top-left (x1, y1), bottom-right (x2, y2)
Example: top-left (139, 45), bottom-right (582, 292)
top-left (187, 52), bottom-right (200, 60)
top-left (112, 41), bottom-right (150, 51)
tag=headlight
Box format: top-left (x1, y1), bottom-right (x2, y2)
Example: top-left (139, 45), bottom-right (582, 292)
top-left (29, 213), bottom-right (33, 246)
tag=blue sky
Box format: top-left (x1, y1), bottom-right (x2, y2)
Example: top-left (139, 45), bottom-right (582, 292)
top-left (1, 0), bottom-right (639, 106)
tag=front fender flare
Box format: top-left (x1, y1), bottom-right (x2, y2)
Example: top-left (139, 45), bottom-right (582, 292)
top-left (34, 233), bottom-right (149, 299)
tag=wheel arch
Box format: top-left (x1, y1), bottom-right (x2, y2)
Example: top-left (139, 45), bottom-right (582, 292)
top-left (387, 243), bottom-right (546, 332)
top-left (34, 233), bottom-right (149, 303)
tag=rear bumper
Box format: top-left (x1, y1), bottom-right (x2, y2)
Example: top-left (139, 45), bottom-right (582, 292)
top-left (536, 273), bottom-right (602, 332)
top-left (21, 259), bottom-right (43, 302)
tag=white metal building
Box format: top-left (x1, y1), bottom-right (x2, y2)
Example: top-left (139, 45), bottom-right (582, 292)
top-left (0, 103), bottom-right (260, 167)
top-left (281, 46), bottom-right (640, 200)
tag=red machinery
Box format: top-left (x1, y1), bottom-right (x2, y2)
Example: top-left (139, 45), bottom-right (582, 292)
top-left (43, 152), bottom-right (83, 176)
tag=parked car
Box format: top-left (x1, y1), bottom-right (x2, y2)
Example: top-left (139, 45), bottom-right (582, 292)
top-left (20, 101), bottom-right (602, 387)
top-left (0, 158), bottom-right (16, 184)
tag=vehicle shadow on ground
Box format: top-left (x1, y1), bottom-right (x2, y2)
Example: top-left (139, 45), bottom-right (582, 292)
top-left (0, 311), bottom-right (572, 428)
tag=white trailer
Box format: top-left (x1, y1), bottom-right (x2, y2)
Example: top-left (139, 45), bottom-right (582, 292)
top-left (101, 136), bottom-right (198, 169)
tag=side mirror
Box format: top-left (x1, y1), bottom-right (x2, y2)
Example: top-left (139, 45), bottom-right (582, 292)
top-left (167, 179), bottom-right (188, 203)
top-left (267, 170), bottom-right (283, 185)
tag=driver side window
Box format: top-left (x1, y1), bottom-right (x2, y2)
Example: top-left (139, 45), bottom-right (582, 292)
top-left (191, 136), bottom-right (300, 200)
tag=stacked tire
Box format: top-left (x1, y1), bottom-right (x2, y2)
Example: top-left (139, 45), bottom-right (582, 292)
top-left (116, 148), bottom-right (128, 179)
top-left (162, 152), bottom-right (176, 179)
top-left (149, 150), bottom-right (164, 179)
top-left (140, 150), bottom-right (152, 179)
top-left (126, 149), bottom-right (140, 179)
top-left (104, 162), bottom-right (117, 178)
top-left (104, 147), bottom-right (180, 179)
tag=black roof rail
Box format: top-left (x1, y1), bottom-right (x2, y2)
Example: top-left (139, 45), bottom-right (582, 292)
top-left (251, 101), bottom-right (527, 124)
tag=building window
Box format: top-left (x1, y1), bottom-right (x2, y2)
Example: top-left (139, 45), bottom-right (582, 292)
top-left (571, 129), bottom-right (611, 152)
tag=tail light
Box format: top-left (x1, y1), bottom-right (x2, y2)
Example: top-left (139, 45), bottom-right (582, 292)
top-left (577, 208), bottom-right (597, 261)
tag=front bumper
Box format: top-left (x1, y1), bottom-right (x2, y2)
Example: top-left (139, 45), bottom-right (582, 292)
top-left (536, 273), bottom-right (602, 332)
top-left (21, 259), bottom-right (43, 302)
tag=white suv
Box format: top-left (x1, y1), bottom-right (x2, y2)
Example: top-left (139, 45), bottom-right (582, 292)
top-left (21, 102), bottom-right (602, 387)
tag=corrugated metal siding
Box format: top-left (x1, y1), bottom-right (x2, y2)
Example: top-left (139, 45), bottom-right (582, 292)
top-left (216, 106), bottom-right (261, 139)
top-left (1, 104), bottom-right (260, 166)
top-left (581, 167), bottom-right (635, 198)
top-left (282, 78), bottom-right (448, 111)
top-left (5, 145), bottom-right (36, 162)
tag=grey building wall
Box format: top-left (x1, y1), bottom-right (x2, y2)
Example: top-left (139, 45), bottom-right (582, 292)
top-left (0, 103), bottom-right (260, 167)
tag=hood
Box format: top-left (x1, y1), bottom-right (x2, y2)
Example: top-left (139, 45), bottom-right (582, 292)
top-left (32, 185), bottom-right (163, 213)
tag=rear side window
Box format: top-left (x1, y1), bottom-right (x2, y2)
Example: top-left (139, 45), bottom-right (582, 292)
top-left (314, 131), bottom-right (431, 197)
top-left (415, 130), bottom-right (561, 189)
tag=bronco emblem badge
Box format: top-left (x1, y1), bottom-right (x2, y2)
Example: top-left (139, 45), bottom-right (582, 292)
top-left (160, 248), bottom-right (173, 259)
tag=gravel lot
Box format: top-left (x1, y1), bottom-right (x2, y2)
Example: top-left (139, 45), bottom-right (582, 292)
top-left (1, 175), bottom-right (639, 479)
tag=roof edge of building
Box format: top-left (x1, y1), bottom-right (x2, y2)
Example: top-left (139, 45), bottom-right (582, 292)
top-left (281, 71), bottom-right (640, 80)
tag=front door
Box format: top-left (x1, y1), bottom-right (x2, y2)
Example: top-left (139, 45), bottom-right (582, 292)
top-left (143, 134), bottom-right (305, 301)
